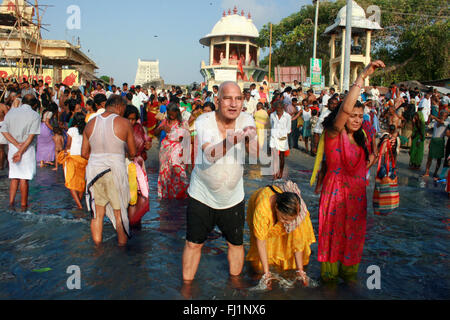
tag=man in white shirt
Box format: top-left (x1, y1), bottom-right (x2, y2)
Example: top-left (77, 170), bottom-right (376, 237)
top-left (0, 94), bottom-right (41, 209)
top-left (321, 89), bottom-right (331, 111)
top-left (418, 92), bottom-right (432, 122)
top-left (243, 90), bottom-right (257, 117)
top-left (270, 101), bottom-right (291, 179)
top-left (182, 81), bottom-right (257, 283)
top-left (370, 86), bottom-right (380, 101)
top-left (250, 83), bottom-right (260, 101)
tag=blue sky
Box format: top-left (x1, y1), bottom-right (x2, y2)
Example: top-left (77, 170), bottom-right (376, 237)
top-left (40, 0), bottom-right (309, 85)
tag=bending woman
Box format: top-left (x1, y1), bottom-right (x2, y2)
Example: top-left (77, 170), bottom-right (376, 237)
top-left (246, 184), bottom-right (316, 286)
top-left (317, 61), bottom-right (384, 282)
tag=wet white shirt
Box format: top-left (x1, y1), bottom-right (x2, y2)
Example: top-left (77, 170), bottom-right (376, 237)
top-left (188, 112), bottom-right (256, 209)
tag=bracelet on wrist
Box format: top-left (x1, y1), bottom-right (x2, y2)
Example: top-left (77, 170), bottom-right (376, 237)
top-left (352, 82), bottom-right (362, 90)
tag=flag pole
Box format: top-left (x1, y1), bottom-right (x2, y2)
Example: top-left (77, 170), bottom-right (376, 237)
top-left (268, 23), bottom-right (273, 84)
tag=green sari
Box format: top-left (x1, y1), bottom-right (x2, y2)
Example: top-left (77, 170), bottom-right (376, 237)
top-left (409, 111), bottom-right (425, 167)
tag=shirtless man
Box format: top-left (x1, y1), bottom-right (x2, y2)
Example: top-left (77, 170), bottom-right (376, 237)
top-left (82, 95), bottom-right (136, 246)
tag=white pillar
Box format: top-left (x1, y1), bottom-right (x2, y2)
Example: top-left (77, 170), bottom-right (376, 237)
top-left (225, 37), bottom-right (230, 65)
top-left (365, 30), bottom-right (372, 86)
top-left (313, 0), bottom-right (320, 59)
top-left (340, 29), bottom-right (346, 92)
top-left (210, 44), bottom-right (214, 66)
top-left (245, 42), bottom-right (250, 65)
top-left (342, 0), bottom-right (352, 92)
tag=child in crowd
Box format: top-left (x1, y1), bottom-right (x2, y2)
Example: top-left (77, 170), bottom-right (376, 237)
top-left (310, 109), bottom-right (319, 156)
top-left (52, 127), bottom-right (65, 171)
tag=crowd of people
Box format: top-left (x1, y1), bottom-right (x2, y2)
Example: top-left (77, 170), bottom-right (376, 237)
top-left (0, 59), bottom-right (449, 291)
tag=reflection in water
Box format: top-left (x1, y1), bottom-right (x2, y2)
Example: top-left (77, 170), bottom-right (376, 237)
top-left (0, 156), bottom-right (449, 300)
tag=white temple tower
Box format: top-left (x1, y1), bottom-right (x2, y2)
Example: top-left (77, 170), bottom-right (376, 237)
top-left (134, 59), bottom-right (161, 86)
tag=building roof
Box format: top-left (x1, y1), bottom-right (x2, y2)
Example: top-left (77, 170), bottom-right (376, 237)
top-left (324, 0), bottom-right (382, 35)
top-left (200, 8), bottom-right (259, 46)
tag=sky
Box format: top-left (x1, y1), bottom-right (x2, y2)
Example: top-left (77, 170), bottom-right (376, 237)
top-left (39, 0), bottom-right (310, 86)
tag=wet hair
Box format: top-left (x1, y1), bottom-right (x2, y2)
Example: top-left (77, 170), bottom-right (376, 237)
top-left (94, 94), bottom-right (107, 107)
top-left (124, 105), bottom-right (140, 120)
top-left (105, 95), bottom-right (126, 109)
top-left (166, 102), bottom-right (182, 122)
top-left (86, 99), bottom-right (96, 112)
top-left (71, 112), bottom-right (86, 135)
top-left (275, 192), bottom-right (300, 217)
top-left (323, 101), bottom-right (370, 161)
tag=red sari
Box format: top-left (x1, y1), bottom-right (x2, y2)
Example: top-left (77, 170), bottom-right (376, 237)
top-left (146, 101), bottom-right (159, 139)
top-left (318, 130), bottom-right (368, 266)
top-left (157, 120), bottom-right (189, 199)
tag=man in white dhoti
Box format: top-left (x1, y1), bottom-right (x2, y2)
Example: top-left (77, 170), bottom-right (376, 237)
top-left (81, 95), bottom-right (136, 246)
top-left (0, 95), bottom-right (41, 209)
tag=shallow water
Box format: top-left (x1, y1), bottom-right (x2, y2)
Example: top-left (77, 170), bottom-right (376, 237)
top-left (0, 155), bottom-right (448, 300)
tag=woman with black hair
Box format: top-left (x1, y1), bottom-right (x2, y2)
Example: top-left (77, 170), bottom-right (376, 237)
top-left (246, 183), bottom-right (316, 286)
top-left (155, 103), bottom-right (189, 199)
top-left (124, 105), bottom-right (151, 227)
top-left (36, 102), bottom-right (58, 167)
top-left (58, 112), bottom-right (88, 209)
top-left (317, 61), bottom-right (384, 283)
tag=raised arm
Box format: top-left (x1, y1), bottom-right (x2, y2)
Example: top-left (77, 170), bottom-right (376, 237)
top-left (332, 61), bottom-right (385, 134)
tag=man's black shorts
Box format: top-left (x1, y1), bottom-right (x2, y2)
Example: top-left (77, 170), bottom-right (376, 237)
top-left (186, 196), bottom-right (245, 246)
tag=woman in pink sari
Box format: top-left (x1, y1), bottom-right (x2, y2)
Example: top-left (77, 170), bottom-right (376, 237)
top-left (155, 103), bottom-right (189, 199)
top-left (316, 61), bottom-right (384, 283)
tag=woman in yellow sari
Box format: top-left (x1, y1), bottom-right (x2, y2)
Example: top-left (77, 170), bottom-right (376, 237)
top-left (57, 112), bottom-right (88, 209)
top-left (246, 183), bottom-right (316, 286)
top-left (254, 102), bottom-right (270, 150)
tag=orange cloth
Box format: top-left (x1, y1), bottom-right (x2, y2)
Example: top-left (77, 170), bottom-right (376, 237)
top-left (57, 151), bottom-right (88, 192)
top-left (246, 186), bottom-right (316, 271)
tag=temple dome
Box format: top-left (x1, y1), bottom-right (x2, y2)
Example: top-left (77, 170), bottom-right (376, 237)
top-left (200, 12), bottom-right (259, 46)
top-left (336, 0), bottom-right (367, 20)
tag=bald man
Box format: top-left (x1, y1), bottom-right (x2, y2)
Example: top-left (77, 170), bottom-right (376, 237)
top-left (182, 81), bottom-right (257, 283)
